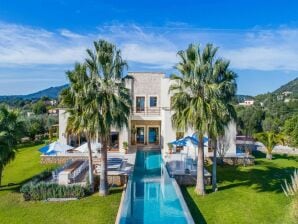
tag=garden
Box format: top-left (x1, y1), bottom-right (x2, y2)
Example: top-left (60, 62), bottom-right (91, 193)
top-left (182, 151), bottom-right (298, 224)
top-left (0, 144), bottom-right (122, 224)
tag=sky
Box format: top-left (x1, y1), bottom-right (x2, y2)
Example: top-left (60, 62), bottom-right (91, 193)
top-left (0, 0), bottom-right (298, 96)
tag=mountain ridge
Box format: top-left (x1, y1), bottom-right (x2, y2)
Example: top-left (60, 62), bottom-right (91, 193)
top-left (0, 84), bottom-right (68, 101)
top-left (273, 77), bottom-right (298, 94)
top-left (0, 77), bottom-right (297, 102)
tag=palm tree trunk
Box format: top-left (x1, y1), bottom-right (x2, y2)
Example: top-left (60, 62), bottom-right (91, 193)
top-left (195, 134), bottom-right (205, 195)
top-left (212, 138), bottom-right (218, 192)
top-left (86, 136), bottom-right (94, 193)
top-left (99, 136), bottom-right (108, 196)
top-left (266, 152), bottom-right (272, 160)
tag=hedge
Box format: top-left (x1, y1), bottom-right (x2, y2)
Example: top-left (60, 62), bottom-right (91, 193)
top-left (20, 182), bottom-right (90, 201)
top-left (20, 170), bottom-right (90, 201)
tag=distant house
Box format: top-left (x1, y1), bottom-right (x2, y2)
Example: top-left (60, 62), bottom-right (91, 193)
top-left (48, 109), bottom-right (59, 115)
top-left (277, 91), bottom-right (293, 102)
top-left (45, 100), bottom-right (57, 106)
top-left (27, 111), bottom-right (35, 117)
top-left (282, 91), bottom-right (292, 96)
top-left (239, 100), bottom-right (254, 106)
top-left (284, 98), bottom-right (291, 103)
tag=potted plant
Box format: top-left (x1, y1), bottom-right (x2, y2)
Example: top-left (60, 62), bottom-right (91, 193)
top-left (167, 143), bottom-right (173, 154)
top-left (123, 141), bottom-right (128, 154)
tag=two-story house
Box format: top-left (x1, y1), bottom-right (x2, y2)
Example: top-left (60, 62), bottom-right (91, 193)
top-left (58, 72), bottom-right (236, 155)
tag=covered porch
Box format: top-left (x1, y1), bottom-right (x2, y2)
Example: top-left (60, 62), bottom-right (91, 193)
top-left (130, 120), bottom-right (161, 148)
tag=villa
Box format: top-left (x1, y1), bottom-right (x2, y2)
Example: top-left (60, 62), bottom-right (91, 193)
top-left (58, 72), bottom-right (237, 157)
top-left (238, 99), bottom-right (255, 106)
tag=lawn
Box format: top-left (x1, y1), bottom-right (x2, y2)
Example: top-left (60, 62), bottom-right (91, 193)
top-left (0, 144), bottom-right (122, 224)
top-left (182, 152), bottom-right (298, 224)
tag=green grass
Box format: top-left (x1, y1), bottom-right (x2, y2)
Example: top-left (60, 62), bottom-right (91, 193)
top-left (182, 152), bottom-right (298, 224)
top-left (0, 144), bottom-right (122, 224)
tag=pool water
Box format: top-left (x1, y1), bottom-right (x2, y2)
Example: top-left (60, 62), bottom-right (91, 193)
top-left (119, 150), bottom-right (193, 224)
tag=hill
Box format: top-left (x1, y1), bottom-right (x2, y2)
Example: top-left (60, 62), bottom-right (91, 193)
top-left (0, 84), bottom-right (68, 101)
top-left (273, 77), bottom-right (298, 94)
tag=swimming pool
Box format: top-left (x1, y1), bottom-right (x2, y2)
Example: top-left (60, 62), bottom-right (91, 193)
top-left (119, 150), bottom-right (194, 224)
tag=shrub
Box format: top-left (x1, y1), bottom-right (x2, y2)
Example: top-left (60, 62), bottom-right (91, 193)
top-left (29, 169), bottom-right (52, 185)
top-left (282, 169), bottom-right (298, 197)
top-left (20, 182), bottom-right (90, 201)
top-left (20, 170), bottom-right (90, 201)
top-left (17, 139), bottom-right (45, 148)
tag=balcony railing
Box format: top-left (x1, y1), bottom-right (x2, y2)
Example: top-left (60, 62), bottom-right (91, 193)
top-left (132, 107), bottom-right (161, 116)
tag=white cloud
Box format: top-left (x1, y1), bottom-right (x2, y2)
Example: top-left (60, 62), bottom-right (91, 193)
top-left (0, 22), bottom-right (87, 66)
top-left (222, 29), bottom-right (298, 70)
top-left (1, 21), bottom-right (298, 71)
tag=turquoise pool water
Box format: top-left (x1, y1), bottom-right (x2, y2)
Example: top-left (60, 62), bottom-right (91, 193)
top-left (119, 150), bottom-right (193, 224)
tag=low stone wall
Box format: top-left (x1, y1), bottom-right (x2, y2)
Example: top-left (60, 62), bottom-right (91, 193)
top-left (217, 156), bottom-right (255, 166)
top-left (174, 174), bottom-right (211, 186)
top-left (40, 155), bottom-right (88, 164)
top-left (93, 175), bottom-right (127, 188)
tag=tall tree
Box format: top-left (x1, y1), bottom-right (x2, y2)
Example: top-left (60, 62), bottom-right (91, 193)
top-left (170, 43), bottom-right (236, 195)
top-left (60, 63), bottom-right (96, 191)
top-left (283, 114), bottom-right (298, 147)
top-left (0, 106), bottom-right (24, 186)
top-left (84, 40), bottom-right (131, 196)
top-left (209, 58), bottom-right (237, 192)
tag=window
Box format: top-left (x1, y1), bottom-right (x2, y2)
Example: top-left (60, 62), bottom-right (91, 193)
top-left (149, 96), bottom-right (157, 107)
top-left (136, 96), bottom-right (145, 112)
top-left (136, 127), bottom-right (145, 144)
top-left (110, 132), bottom-right (119, 151)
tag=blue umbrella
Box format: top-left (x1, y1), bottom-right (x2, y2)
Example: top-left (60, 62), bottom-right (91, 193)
top-left (39, 145), bottom-right (49, 154)
top-left (39, 141), bottom-right (73, 155)
top-left (191, 134), bottom-right (208, 146)
top-left (184, 136), bottom-right (199, 145)
top-left (170, 138), bottom-right (187, 147)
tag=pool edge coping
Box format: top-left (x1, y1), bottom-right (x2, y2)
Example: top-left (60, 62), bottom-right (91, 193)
top-left (170, 169), bottom-right (195, 224)
top-left (115, 188), bottom-right (126, 224)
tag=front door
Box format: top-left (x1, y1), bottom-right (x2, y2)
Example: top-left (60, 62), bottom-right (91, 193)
top-left (148, 127), bottom-right (159, 145)
top-left (136, 127), bottom-right (145, 144)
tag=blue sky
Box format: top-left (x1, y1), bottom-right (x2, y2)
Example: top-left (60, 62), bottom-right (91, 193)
top-left (0, 0), bottom-right (297, 95)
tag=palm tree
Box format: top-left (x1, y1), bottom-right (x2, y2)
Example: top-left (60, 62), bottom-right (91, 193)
top-left (170, 43), bottom-right (236, 195)
top-left (209, 104), bottom-right (236, 192)
top-left (60, 63), bottom-right (96, 191)
top-left (84, 40), bottom-right (131, 196)
top-left (254, 132), bottom-right (282, 159)
top-left (0, 106), bottom-right (24, 186)
top-left (208, 59), bottom-right (237, 192)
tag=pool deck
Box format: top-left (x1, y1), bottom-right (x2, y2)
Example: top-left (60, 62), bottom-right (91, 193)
top-left (165, 153), bottom-right (212, 185)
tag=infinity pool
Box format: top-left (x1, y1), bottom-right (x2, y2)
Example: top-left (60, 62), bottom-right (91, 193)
top-left (119, 150), bottom-right (194, 224)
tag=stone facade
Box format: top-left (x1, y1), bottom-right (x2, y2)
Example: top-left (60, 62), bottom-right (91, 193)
top-left (58, 72), bottom-right (237, 157)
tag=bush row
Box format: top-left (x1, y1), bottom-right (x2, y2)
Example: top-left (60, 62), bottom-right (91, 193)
top-left (17, 139), bottom-right (45, 148)
top-left (20, 182), bottom-right (90, 201)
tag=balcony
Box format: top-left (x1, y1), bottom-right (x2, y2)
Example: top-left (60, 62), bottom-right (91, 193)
top-left (132, 107), bottom-right (161, 116)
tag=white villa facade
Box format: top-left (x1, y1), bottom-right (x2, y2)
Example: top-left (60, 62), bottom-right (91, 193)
top-left (58, 72), bottom-right (237, 156)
